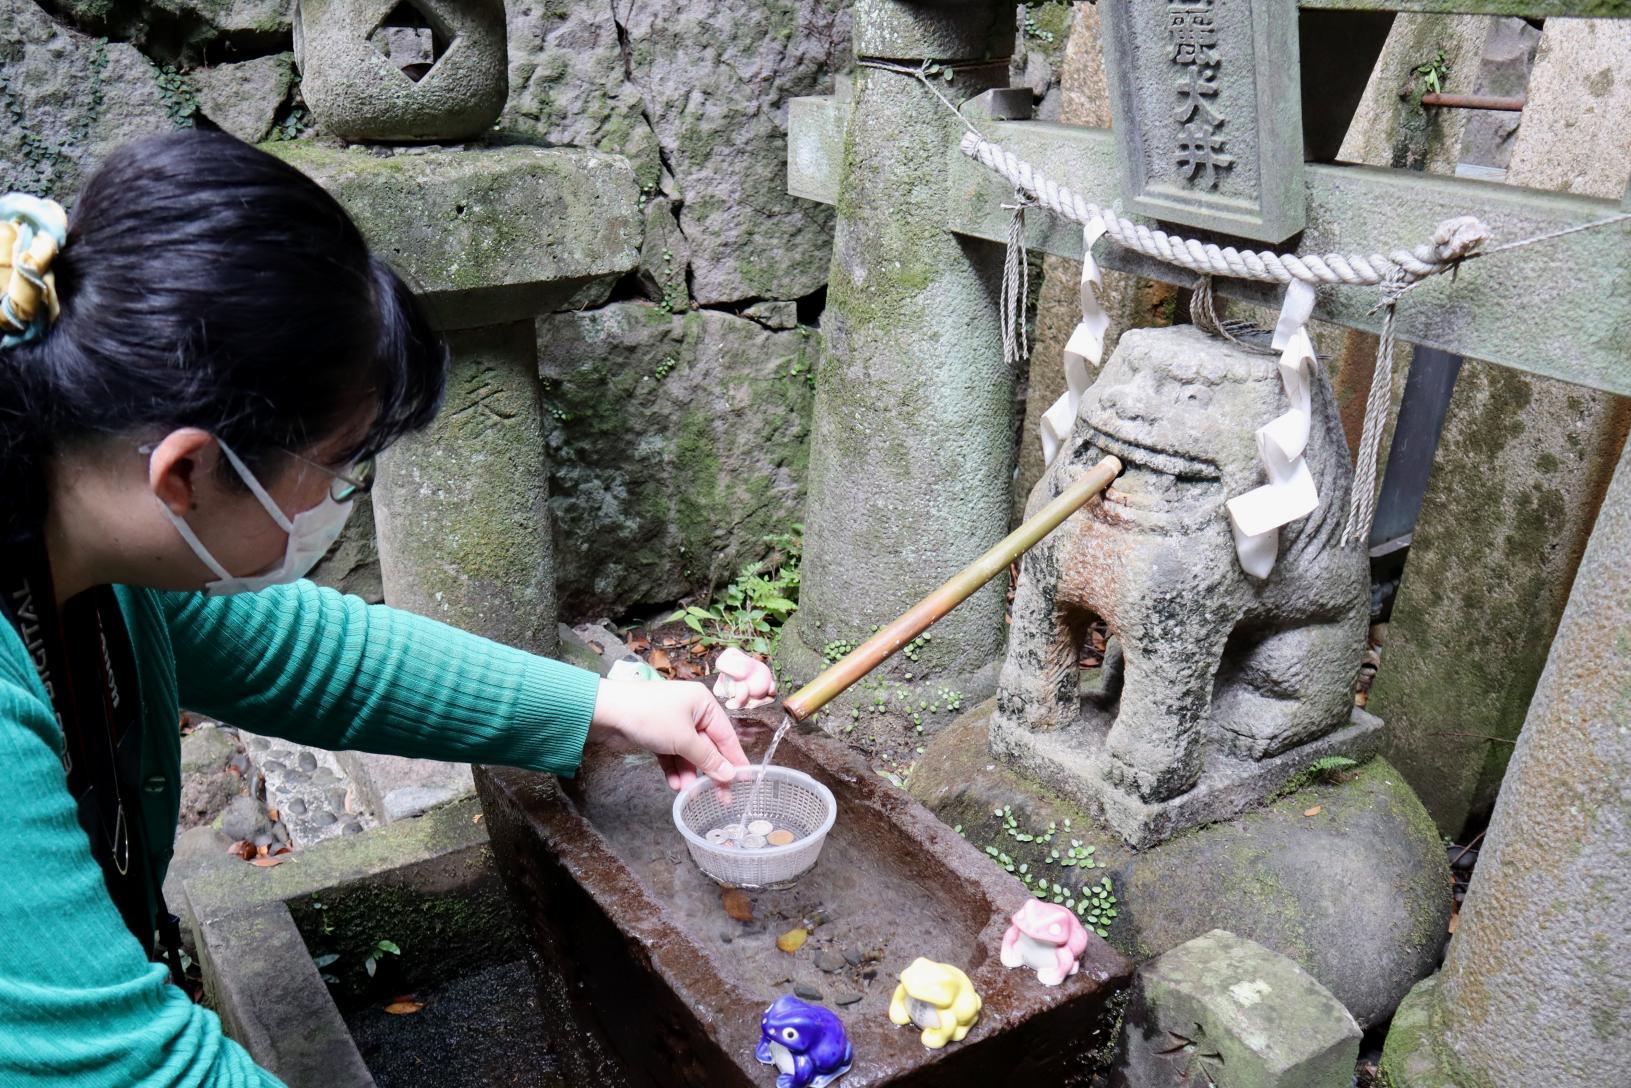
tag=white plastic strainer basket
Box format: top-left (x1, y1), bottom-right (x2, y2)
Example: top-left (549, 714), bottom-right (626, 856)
top-left (673, 766), bottom-right (837, 889)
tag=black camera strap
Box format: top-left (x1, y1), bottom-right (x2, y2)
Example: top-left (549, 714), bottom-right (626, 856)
top-left (1, 537), bottom-right (186, 986)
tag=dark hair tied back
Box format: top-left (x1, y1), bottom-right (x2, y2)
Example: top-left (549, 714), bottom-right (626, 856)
top-left (0, 129), bottom-right (448, 542)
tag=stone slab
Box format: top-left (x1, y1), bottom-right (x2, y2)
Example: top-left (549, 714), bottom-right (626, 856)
top-left (992, 704), bottom-right (1383, 849)
top-left (194, 902), bottom-right (375, 1088)
top-left (787, 97), bottom-right (1631, 394)
top-left (476, 727), bottom-right (1135, 1086)
top-left (912, 702), bottom-right (1451, 1027)
top-left (335, 749), bottom-right (474, 824)
top-left (263, 142), bottom-right (640, 330)
top-left (185, 798), bottom-right (518, 1087)
top-left (1113, 929), bottom-right (1361, 1088)
top-left (1099, 0), bottom-right (1306, 241)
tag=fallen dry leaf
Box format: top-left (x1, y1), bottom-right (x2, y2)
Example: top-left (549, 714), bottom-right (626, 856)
top-left (472, 812), bottom-right (484, 824)
top-left (251, 856), bottom-right (289, 867)
top-left (649, 648), bottom-right (673, 672)
top-left (266, 808), bottom-right (280, 823)
top-left (1354, 691), bottom-right (1369, 708)
top-left (721, 888), bottom-right (753, 922)
top-left (384, 1001), bottom-right (425, 1015)
top-left (776, 927), bottom-right (809, 954)
top-left (1304, 805), bottom-right (1323, 817)
top-left (229, 840), bottom-right (256, 861)
top-left (586, 640), bottom-right (605, 656)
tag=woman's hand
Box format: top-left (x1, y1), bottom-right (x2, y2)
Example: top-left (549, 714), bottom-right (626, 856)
top-left (589, 679), bottom-right (751, 792)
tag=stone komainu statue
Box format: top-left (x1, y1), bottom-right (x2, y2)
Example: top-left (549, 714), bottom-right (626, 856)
top-left (992, 325), bottom-right (1369, 838)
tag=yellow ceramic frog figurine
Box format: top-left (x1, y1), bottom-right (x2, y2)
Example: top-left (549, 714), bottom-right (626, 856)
top-left (887, 958), bottom-right (982, 1049)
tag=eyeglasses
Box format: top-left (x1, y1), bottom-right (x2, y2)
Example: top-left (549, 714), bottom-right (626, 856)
top-left (137, 440), bottom-right (377, 502)
top-left (283, 449), bottom-right (377, 502)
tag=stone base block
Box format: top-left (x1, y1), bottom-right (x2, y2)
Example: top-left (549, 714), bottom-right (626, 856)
top-left (911, 700), bottom-right (1451, 1027)
top-left (990, 700), bottom-right (1383, 849)
top-left (1113, 930), bottom-right (1361, 1088)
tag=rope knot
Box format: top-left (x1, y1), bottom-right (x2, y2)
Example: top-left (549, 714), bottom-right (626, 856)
top-left (1430, 215), bottom-right (1492, 264)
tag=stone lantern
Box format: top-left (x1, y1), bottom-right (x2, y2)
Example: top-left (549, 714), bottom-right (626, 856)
top-left (293, 0), bottom-right (507, 142)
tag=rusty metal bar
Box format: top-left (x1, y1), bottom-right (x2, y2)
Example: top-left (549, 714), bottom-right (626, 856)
top-left (1420, 92), bottom-right (1526, 111)
top-left (783, 455), bottom-right (1122, 722)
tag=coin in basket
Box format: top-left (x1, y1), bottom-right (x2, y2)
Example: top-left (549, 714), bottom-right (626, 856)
top-left (742, 834), bottom-right (768, 850)
top-left (721, 823), bottom-right (746, 839)
top-left (705, 828), bottom-right (728, 845)
top-left (746, 819), bottom-right (774, 836)
top-left (766, 829), bottom-right (795, 846)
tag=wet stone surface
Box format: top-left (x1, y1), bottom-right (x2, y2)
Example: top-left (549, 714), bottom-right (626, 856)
top-left (478, 723), bottom-right (1135, 1086)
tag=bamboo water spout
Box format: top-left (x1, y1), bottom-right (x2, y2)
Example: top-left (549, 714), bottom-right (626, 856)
top-left (782, 455), bottom-right (1122, 722)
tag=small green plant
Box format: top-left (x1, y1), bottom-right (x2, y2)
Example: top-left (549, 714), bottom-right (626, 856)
top-left (364, 939), bottom-right (401, 978)
top-left (654, 354), bottom-right (678, 380)
top-left (312, 952), bottom-right (340, 984)
top-left (310, 898), bottom-right (336, 937)
top-left (1022, 13), bottom-right (1055, 43)
top-left (151, 63), bottom-right (199, 128)
top-left (823, 639), bottom-right (855, 663)
top-left (666, 525), bottom-right (802, 654)
top-left (1278, 754), bottom-right (1361, 797)
top-left (1414, 50), bottom-right (1450, 97)
top-left (268, 104), bottom-right (313, 142)
top-left (654, 249), bottom-right (687, 314)
top-left (902, 632), bottom-right (931, 662)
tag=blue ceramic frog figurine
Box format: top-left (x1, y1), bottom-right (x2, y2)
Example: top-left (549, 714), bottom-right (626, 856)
top-left (755, 995), bottom-right (853, 1088)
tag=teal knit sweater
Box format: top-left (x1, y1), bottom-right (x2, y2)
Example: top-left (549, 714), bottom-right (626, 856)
top-left (0, 579), bottom-right (601, 1086)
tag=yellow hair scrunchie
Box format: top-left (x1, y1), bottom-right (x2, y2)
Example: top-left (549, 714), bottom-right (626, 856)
top-left (0, 193), bottom-right (69, 348)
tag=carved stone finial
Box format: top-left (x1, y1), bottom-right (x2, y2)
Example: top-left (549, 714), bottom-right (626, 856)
top-left (294, 0), bottom-right (507, 142)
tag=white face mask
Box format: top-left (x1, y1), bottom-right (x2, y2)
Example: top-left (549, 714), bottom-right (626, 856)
top-left (153, 438), bottom-right (355, 597)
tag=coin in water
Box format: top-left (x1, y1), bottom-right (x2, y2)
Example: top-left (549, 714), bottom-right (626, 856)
top-left (721, 823), bottom-right (746, 839)
top-left (705, 829), bottom-right (727, 845)
top-left (766, 829), bottom-right (795, 846)
top-left (746, 819), bottom-right (774, 836)
top-left (742, 834), bottom-right (768, 850)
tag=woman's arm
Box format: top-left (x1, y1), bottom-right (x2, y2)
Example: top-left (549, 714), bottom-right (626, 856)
top-left (0, 669), bottom-right (282, 1087)
top-left (160, 580), bottom-right (601, 774)
top-left (160, 581), bottom-right (751, 786)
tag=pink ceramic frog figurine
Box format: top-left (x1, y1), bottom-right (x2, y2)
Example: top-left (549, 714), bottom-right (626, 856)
top-left (999, 900), bottom-right (1089, 986)
top-left (713, 647), bottom-right (778, 710)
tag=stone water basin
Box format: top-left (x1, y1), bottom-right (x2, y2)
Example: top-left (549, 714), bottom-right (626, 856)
top-left (477, 720), bottom-right (1133, 1087)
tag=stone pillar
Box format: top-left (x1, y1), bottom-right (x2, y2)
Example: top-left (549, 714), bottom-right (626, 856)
top-left (373, 321), bottom-right (555, 654)
top-left (1381, 434), bottom-right (1631, 1087)
top-left (1368, 20), bottom-right (1631, 839)
top-left (778, 0), bottom-right (1017, 711)
top-left (264, 142), bottom-right (640, 820)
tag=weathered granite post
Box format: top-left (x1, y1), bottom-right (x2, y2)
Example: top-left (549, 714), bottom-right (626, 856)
top-left (1368, 20), bottom-right (1631, 839)
top-left (778, 0), bottom-right (1017, 710)
top-left (263, 143), bottom-right (640, 818)
top-left (1381, 437), bottom-right (1631, 1087)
